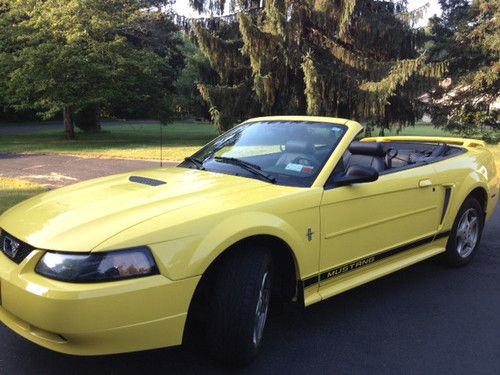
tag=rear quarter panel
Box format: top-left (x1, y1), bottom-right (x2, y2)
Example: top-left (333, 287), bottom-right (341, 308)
top-left (431, 146), bottom-right (498, 231)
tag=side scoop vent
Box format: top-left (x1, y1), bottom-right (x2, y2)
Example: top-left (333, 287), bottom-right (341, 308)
top-left (440, 187), bottom-right (452, 224)
top-left (129, 176), bottom-right (166, 187)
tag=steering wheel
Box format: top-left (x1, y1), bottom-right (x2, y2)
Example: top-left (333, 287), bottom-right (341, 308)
top-left (291, 155), bottom-right (319, 168)
top-left (385, 148), bottom-right (399, 168)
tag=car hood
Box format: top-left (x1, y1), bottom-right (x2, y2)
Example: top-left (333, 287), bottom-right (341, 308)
top-left (0, 167), bottom-right (278, 252)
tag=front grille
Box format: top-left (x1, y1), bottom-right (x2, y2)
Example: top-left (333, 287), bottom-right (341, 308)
top-left (0, 228), bottom-right (34, 264)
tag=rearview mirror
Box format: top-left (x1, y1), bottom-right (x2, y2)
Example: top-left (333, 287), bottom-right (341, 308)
top-left (334, 165), bottom-right (379, 186)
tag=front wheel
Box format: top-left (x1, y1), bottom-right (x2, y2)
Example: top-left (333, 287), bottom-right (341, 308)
top-left (206, 246), bottom-right (273, 367)
top-left (444, 197), bottom-right (484, 266)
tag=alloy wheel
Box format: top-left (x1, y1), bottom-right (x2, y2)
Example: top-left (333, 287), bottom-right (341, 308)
top-left (252, 271), bottom-right (270, 347)
top-left (456, 208), bottom-right (480, 258)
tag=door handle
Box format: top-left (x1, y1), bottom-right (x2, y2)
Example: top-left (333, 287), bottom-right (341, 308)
top-left (419, 179), bottom-right (433, 188)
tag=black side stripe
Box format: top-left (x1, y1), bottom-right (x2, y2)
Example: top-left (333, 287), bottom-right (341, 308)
top-left (434, 231), bottom-right (451, 240)
top-left (302, 230), bottom-right (451, 289)
top-left (303, 276), bottom-right (318, 288)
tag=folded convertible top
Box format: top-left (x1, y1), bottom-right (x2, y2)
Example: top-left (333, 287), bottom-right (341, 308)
top-left (361, 136), bottom-right (486, 148)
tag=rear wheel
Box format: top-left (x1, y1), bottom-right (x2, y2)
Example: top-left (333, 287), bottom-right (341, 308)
top-left (444, 197), bottom-right (484, 266)
top-left (206, 246), bottom-right (273, 367)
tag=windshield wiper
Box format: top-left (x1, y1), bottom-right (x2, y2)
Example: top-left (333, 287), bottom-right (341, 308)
top-left (202, 129), bottom-right (245, 162)
top-left (184, 156), bottom-right (205, 170)
top-left (214, 156), bottom-right (276, 184)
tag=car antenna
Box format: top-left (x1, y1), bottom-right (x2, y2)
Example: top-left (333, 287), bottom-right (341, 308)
top-left (160, 121), bottom-right (163, 167)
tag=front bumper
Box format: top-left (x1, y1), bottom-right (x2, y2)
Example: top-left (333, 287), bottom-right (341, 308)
top-left (0, 249), bottom-right (200, 355)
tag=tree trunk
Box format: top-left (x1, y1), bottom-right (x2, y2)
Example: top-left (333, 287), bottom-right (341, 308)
top-left (63, 105), bottom-right (75, 140)
top-left (76, 105), bottom-right (101, 132)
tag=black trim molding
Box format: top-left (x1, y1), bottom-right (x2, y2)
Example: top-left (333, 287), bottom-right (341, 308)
top-left (302, 230), bottom-right (451, 289)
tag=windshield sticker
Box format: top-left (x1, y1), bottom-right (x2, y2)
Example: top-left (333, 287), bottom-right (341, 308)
top-left (302, 166), bottom-right (314, 174)
top-left (285, 163), bottom-right (304, 172)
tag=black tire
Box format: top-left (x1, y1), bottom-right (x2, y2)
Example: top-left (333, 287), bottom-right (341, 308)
top-left (206, 245), bottom-right (273, 367)
top-left (444, 197), bottom-right (484, 266)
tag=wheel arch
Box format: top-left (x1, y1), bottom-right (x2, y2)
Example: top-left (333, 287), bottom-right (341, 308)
top-left (201, 234), bottom-right (299, 299)
top-left (186, 210), bottom-right (306, 279)
top-left (442, 185), bottom-right (486, 267)
top-left (182, 233), bottom-right (300, 344)
top-left (465, 186), bottom-right (488, 214)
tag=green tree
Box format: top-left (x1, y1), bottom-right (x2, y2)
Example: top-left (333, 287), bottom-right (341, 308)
top-left (426, 0), bottom-right (499, 140)
top-left (185, 0), bottom-right (446, 133)
top-left (0, 0), bottom-right (183, 139)
top-left (172, 36), bottom-right (212, 120)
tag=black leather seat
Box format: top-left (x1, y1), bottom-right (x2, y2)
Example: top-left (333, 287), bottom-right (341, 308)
top-left (430, 143), bottom-right (450, 157)
top-left (344, 142), bottom-right (386, 172)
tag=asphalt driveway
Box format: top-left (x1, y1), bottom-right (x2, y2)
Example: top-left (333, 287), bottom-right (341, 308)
top-left (0, 153), bottom-right (498, 374)
top-left (0, 153), bottom-right (176, 188)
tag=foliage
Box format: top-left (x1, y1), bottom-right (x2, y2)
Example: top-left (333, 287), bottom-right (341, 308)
top-left (426, 0), bottom-right (499, 142)
top-left (198, 82), bottom-right (256, 132)
top-left (188, 0), bottom-right (446, 131)
top-left (172, 37), bottom-right (211, 119)
top-left (0, 0), bottom-right (184, 138)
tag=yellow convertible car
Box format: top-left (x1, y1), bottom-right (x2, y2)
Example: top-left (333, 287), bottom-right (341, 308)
top-left (0, 116), bottom-right (498, 365)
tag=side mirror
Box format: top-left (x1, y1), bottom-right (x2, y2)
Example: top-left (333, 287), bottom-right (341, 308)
top-left (334, 165), bottom-right (379, 186)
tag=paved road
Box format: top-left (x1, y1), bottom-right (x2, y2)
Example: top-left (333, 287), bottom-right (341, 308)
top-left (0, 153), bottom-right (176, 188)
top-left (0, 154), bottom-right (498, 374)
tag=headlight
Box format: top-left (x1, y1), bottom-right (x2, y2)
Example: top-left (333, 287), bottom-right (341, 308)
top-left (35, 247), bottom-right (159, 283)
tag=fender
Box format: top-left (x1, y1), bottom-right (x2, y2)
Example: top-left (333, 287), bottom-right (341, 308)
top-left (94, 208), bottom-right (315, 281)
top-left (189, 211), bottom-right (304, 278)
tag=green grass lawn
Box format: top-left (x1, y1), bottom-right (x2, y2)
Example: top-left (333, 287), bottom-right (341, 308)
top-left (0, 178), bottom-right (47, 214)
top-left (0, 122), bottom-right (218, 161)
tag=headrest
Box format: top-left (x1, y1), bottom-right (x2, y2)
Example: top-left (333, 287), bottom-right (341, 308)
top-left (348, 142), bottom-right (385, 157)
top-left (430, 143), bottom-right (450, 157)
top-left (285, 140), bottom-right (315, 154)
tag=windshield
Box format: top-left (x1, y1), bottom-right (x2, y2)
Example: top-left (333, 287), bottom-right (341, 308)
top-left (178, 120), bottom-right (347, 187)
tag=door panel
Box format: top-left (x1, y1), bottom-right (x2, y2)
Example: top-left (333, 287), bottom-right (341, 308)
top-left (319, 165), bottom-right (441, 286)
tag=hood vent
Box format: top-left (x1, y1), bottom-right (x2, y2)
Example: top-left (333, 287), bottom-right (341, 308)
top-left (129, 176), bottom-right (166, 187)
